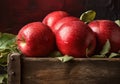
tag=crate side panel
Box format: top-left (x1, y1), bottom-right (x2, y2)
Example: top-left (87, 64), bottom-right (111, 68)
top-left (21, 58), bottom-right (120, 84)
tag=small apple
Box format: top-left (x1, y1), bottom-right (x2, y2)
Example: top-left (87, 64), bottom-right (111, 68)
top-left (53, 16), bottom-right (80, 33)
top-left (56, 21), bottom-right (96, 58)
top-left (88, 20), bottom-right (120, 53)
top-left (17, 22), bottom-right (55, 57)
top-left (42, 11), bottom-right (69, 31)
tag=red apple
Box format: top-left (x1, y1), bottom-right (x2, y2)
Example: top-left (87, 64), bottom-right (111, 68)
top-left (56, 21), bottom-right (96, 58)
top-left (88, 20), bottom-right (120, 53)
top-left (53, 16), bottom-right (80, 33)
top-left (17, 22), bottom-right (55, 57)
top-left (42, 11), bottom-right (69, 31)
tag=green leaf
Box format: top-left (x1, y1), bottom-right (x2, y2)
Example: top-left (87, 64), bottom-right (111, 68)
top-left (109, 52), bottom-right (120, 58)
top-left (0, 33), bottom-right (16, 49)
top-left (0, 74), bottom-right (8, 84)
top-left (0, 32), bottom-right (19, 66)
top-left (57, 55), bottom-right (74, 63)
top-left (0, 52), bottom-right (8, 66)
top-left (115, 20), bottom-right (120, 27)
top-left (80, 10), bottom-right (96, 23)
top-left (50, 51), bottom-right (62, 57)
top-left (0, 75), bottom-right (4, 83)
top-left (100, 40), bottom-right (111, 55)
top-left (91, 55), bottom-right (106, 58)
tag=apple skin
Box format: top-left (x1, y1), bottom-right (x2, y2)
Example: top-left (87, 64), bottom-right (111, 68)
top-left (42, 11), bottom-right (69, 30)
top-left (53, 16), bottom-right (80, 34)
top-left (56, 21), bottom-right (96, 58)
top-left (17, 22), bottom-right (55, 57)
top-left (88, 20), bottom-right (120, 53)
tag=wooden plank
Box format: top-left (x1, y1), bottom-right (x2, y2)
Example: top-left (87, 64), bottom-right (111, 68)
top-left (8, 53), bottom-right (21, 84)
top-left (21, 57), bottom-right (120, 84)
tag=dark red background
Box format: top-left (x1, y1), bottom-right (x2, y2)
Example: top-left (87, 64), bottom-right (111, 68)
top-left (0, 0), bottom-right (120, 34)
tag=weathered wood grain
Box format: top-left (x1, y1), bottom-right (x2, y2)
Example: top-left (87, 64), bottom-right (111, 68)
top-left (8, 53), bottom-right (21, 84)
top-left (8, 54), bottom-right (120, 84)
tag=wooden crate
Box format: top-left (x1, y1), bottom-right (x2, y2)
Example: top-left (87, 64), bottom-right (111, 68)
top-left (8, 53), bottom-right (120, 84)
